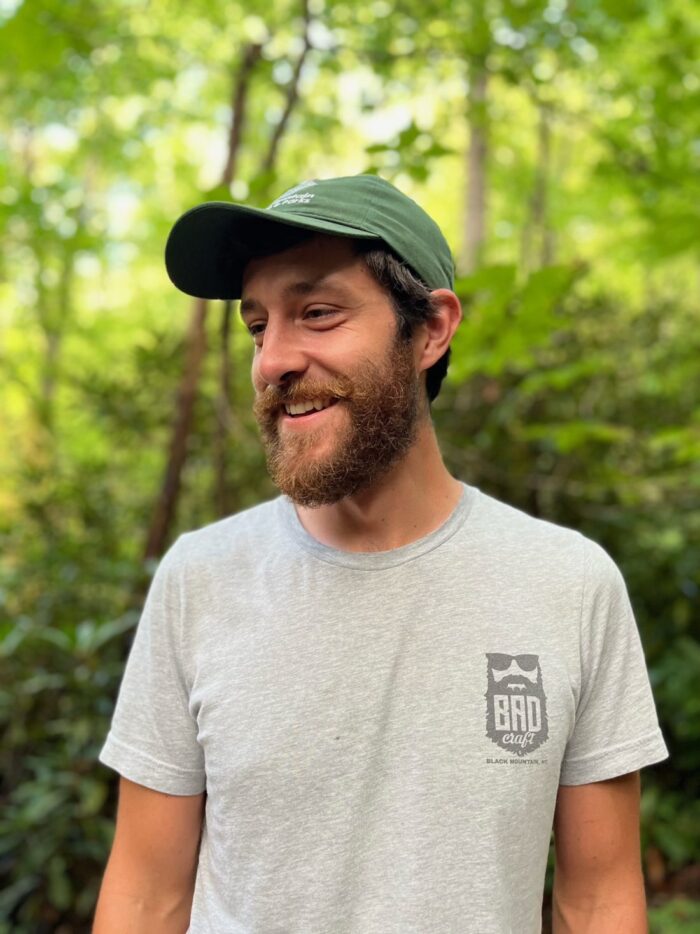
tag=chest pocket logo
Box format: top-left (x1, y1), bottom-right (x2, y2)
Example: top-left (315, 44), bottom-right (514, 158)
top-left (485, 653), bottom-right (550, 757)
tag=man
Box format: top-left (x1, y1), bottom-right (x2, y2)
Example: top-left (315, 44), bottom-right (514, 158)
top-left (94, 175), bottom-right (668, 933)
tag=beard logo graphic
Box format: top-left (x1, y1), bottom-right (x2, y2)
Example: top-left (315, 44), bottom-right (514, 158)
top-left (485, 653), bottom-right (549, 757)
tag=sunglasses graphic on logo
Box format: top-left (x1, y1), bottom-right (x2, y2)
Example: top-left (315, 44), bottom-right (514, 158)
top-left (488, 654), bottom-right (538, 671)
top-left (488, 654), bottom-right (540, 684)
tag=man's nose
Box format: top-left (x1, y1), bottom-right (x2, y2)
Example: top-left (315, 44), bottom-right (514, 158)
top-left (255, 318), bottom-right (308, 389)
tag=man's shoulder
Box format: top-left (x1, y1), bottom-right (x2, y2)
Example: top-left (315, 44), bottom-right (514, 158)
top-left (470, 486), bottom-right (612, 574)
top-left (168, 494), bottom-right (284, 566)
top-left (472, 486), bottom-right (582, 544)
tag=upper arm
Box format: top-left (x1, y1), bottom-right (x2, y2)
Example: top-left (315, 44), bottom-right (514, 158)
top-left (94, 776), bottom-right (205, 930)
top-left (553, 770), bottom-right (642, 881)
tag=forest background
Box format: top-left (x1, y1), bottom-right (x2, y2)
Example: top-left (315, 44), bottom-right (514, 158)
top-left (1, 0), bottom-right (699, 931)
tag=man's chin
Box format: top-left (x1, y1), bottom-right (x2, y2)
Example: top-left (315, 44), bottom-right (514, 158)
top-left (270, 472), bottom-right (357, 508)
top-left (267, 446), bottom-right (405, 509)
top-left (279, 486), bottom-right (346, 509)
top-left (265, 448), bottom-right (375, 508)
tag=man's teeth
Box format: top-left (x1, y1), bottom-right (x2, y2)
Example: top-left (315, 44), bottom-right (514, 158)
top-left (284, 398), bottom-right (334, 416)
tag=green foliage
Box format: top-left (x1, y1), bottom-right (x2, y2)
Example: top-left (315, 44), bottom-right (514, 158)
top-left (649, 898), bottom-right (700, 934)
top-left (642, 786), bottom-right (700, 872)
top-left (0, 612), bottom-right (132, 930)
top-left (450, 262), bottom-right (582, 378)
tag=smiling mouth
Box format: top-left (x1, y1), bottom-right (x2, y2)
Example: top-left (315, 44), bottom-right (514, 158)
top-left (280, 398), bottom-right (341, 419)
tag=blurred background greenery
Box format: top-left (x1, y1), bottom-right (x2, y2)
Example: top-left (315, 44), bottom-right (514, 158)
top-left (1, 0), bottom-right (698, 930)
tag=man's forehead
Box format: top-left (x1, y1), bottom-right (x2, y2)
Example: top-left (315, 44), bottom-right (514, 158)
top-left (240, 238), bottom-right (370, 311)
top-left (239, 273), bottom-right (362, 314)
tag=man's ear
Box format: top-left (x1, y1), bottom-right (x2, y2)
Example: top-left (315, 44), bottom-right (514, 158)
top-left (414, 289), bottom-right (463, 373)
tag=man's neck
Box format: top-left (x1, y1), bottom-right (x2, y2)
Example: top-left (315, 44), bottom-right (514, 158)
top-left (292, 422), bottom-right (463, 553)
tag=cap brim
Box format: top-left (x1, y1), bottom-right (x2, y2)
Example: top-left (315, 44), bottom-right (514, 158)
top-left (165, 202), bottom-right (373, 300)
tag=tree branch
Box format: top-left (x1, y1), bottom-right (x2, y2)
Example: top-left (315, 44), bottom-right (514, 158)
top-left (262, 0), bottom-right (312, 174)
top-left (221, 42), bottom-right (264, 188)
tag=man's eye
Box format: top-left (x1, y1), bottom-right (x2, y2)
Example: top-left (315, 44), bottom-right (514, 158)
top-left (305, 308), bottom-right (335, 320)
top-left (247, 309), bottom-right (335, 338)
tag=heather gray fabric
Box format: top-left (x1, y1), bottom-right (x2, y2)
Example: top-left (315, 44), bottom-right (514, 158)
top-left (99, 482), bottom-right (668, 933)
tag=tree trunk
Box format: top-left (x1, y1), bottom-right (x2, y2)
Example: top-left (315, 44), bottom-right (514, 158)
top-left (210, 43), bottom-right (265, 518)
top-left (520, 103), bottom-right (554, 273)
top-left (461, 61), bottom-right (489, 274)
top-left (140, 42), bottom-right (264, 568)
top-left (261, 0), bottom-right (312, 175)
top-left (221, 43), bottom-right (264, 188)
top-left (539, 107), bottom-right (555, 268)
top-left (143, 297), bottom-right (208, 563)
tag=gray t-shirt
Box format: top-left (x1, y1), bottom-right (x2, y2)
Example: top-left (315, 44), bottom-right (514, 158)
top-left (99, 482), bottom-right (668, 933)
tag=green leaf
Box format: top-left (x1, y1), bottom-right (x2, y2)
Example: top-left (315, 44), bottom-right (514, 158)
top-left (520, 421), bottom-right (633, 454)
top-left (47, 856), bottom-right (72, 911)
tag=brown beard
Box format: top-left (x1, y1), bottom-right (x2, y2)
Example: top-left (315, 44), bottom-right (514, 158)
top-left (252, 329), bottom-right (425, 507)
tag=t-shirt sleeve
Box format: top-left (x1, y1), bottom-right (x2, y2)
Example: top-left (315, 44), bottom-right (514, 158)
top-left (98, 536), bottom-right (205, 795)
top-left (559, 538), bottom-right (669, 785)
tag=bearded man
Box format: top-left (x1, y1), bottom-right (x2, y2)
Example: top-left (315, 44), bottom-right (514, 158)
top-left (95, 175), bottom-right (667, 933)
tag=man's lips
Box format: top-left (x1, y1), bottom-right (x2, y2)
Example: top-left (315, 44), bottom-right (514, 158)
top-left (278, 398), bottom-right (342, 424)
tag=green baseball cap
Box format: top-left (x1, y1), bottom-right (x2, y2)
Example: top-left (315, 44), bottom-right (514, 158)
top-left (165, 174), bottom-right (454, 300)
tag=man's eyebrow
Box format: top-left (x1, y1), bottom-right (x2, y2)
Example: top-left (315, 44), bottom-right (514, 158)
top-left (239, 275), bottom-right (358, 316)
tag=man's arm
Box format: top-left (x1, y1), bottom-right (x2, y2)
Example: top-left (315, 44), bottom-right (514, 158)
top-left (552, 770), bottom-right (647, 934)
top-left (93, 777), bottom-right (205, 933)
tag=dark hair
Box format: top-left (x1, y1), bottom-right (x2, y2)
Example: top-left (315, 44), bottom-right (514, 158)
top-left (352, 241), bottom-right (451, 405)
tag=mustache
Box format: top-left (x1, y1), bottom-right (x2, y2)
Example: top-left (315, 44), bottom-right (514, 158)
top-left (254, 382), bottom-right (352, 420)
top-left (491, 677), bottom-right (538, 691)
top-left (492, 667), bottom-right (538, 684)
